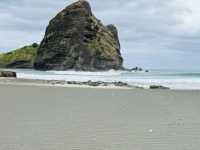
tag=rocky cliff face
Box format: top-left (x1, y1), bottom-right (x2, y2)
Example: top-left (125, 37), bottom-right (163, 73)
top-left (34, 0), bottom-right (123, 71)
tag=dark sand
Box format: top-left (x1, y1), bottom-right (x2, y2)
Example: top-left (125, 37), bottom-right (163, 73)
top-left (0, 84), bottom-right (200, 150)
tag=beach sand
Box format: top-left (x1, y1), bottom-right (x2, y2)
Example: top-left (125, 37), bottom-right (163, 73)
top-left (0, 83), bottom-right (200, 150)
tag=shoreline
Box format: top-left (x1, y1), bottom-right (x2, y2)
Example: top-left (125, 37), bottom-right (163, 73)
top-left (1, 77), bottom-right (200, 91)
top-left (2, 69), bottom-right (200, 90)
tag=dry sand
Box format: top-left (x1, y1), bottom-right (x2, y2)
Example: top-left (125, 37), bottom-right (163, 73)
top-left (0, 84), bottom-right (200, 150)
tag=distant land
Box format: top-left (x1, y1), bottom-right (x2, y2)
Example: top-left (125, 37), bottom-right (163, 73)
top-left (0, 0), bottom-right (124, 71)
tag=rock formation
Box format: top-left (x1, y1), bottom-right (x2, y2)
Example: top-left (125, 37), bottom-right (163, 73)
top-left (0, 71), bottom-right (16, 78)
top-left (34, 0), bottom-right (123, 71)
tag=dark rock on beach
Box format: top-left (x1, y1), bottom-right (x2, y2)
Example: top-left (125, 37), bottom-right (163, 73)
top-left (0, 71), bottom-right (16, 78)
top-left (34, 0), bottom-right (123, 71)
top-left (149, 85), bottom-right (170, 90)
top-left (48, 80), bottom-right (131, 88)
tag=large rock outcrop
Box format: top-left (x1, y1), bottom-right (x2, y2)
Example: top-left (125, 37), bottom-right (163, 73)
top-left (34, 0), bottom-right (123, 71)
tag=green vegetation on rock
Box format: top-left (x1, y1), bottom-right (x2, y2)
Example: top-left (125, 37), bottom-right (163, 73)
top-left (87, 16), bottom-right (118, 58)
top-left (0, 43), bottom-right (38, 68)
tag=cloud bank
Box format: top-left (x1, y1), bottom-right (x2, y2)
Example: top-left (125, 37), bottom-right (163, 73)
top-left (0, 0), bottom-right (200, 69)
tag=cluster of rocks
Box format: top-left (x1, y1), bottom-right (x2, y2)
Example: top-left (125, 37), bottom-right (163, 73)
top-left (131, 67), bottom-right (143, 71)
top-left (124, 67), bottom-right (149, 72)
top-left (48, 80), bottom-right (130, 87)
top-left (0, 71), bottom-right (16, 78)
top-left (64, 80), bottom-right (128, 87)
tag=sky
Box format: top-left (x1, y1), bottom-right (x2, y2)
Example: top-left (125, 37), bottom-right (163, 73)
top-left (0, 0), bottom-right (200, 69)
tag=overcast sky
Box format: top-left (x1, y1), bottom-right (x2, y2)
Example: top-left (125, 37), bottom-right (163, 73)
top-left (0, 0), bottom-right (200, 69)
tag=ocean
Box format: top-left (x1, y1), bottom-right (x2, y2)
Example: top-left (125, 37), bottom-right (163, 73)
top-left (9, 69), bottom-right (200, 90)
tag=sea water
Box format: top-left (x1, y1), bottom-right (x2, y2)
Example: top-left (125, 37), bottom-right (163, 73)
top-left (12, 69), bottom-right (200, 90)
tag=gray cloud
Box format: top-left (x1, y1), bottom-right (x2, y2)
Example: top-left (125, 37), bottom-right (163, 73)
top-left (0, 0), bottom-right (200, 69)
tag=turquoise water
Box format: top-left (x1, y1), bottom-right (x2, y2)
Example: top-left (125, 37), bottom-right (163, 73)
top-left (10, 69), bottom-right (200, 89)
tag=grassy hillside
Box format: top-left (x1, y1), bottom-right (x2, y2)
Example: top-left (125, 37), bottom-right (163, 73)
top-left (0, 43), bottom-right (38, 68)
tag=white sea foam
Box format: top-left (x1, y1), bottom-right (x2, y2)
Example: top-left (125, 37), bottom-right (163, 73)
top-left (15, 69), bottom-right (200, 90)
top-left (47, 69), bottom-right (124, 76)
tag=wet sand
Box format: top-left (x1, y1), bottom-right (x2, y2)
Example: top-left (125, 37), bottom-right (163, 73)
top-left (0, 84), bottom-right (200, 150)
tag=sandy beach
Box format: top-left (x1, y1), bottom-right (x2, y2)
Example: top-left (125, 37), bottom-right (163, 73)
top-left (0, 83), bottom-right (200, 150)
